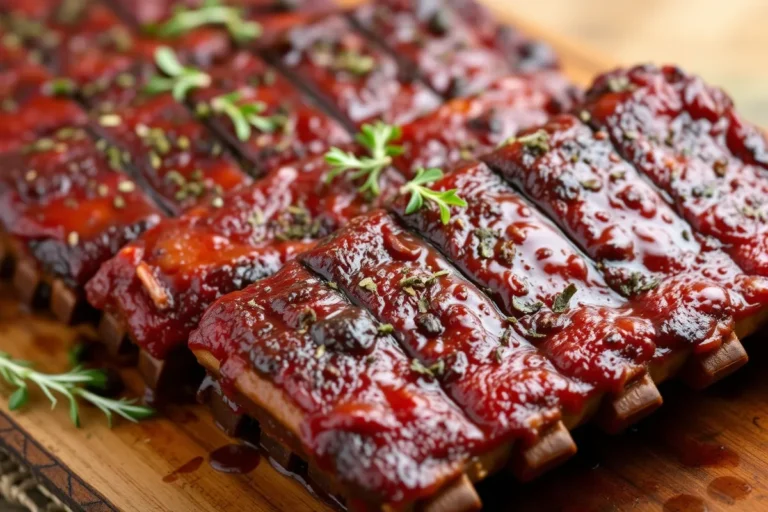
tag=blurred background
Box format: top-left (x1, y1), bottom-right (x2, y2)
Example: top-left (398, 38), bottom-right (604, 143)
top-left (490, 0), bottom-right (768, 125)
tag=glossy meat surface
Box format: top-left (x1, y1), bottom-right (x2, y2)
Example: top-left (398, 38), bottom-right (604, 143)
top-left (87, 156), bottom-right (400, 359)
top-left (0, 129), bottom-right (162, 286)
top-left (393, 72), bottom-right (579, 178)
top-left (392, 161), bottom-right (655, 393)
top-left (445, 0), bottom-right (558, 71)
top-left (192, 51), bottom-right (349, 173)
top-left (0, 42), bottom-right (86, 153)
top-left (274, 14), bottom-right (441, 126)
top-left (353, 0), bottom-right (513, 98)
top-left (190, 260), bottom-right (483, 507)
top-left (300, 210), bottom-right (590, 443)
top-left (95, 93), bottom-right (251, 215)
top-left (583, 64), bottom-right (768, 277)
top-left (484, 115), bottom-right (768, 355)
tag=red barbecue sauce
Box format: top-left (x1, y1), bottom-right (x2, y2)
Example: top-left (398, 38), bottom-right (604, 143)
top-left (300, 210), bottom-right (591, 442)
top-left (583, 64), bottom-right (768, 277)
top-left (393, 161), bottom-right (657, 393)
top-left (483, 115), bottom-right (768, 356)
top-left (189, 261), bottom-right (484, 508)
top-left (86, 156), bottom-right (402, 359)
top-left (275, 14), bottom-right (441, 126)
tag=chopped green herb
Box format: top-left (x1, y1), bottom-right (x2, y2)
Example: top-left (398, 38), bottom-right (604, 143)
top-left (552, 283), bottom-right (577, 313)
top-left (377, 323), bottom-right (394, 335)
top-left (517, 129), bottom-right (550, 155)
top-left (511, 296), bottom-right (543, 315)
top-left (144, 47), bottom-right (211, 101)
top-left (401, 167), bottom-right (467, 224)
top-left (358, 277), bottom-right (378, 293)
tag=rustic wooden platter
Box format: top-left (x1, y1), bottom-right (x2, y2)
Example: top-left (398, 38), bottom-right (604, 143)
top-left (1, 3), bottom-right (767, 512)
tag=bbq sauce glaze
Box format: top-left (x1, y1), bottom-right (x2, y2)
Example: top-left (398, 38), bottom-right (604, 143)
top-left (300, 210), bottom-right (591, 443)
top-left (483, 114), bottom-right (768, 357)
top-left (274, 13), bottom-right (441, 126)
top-left (87, 157), bottom-right (401, 359)
top-left (190, 51), bottom-right (350, 174)
top-left (582, 64), bottom-right (768, 277)
top-left (0, 129), bottom-right (162, 287)
top-left (353, 0), bottom-right (514, 98)
top-left (190, 260), bottom-right (484, 508)
top-left (393, 72), bottom-right (580, 177)
top-left (393, 161), bottom-right (657, 393)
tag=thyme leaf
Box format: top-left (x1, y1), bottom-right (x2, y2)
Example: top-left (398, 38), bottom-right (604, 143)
top-left (552, 283), bottom-right (577, 313)
top-left (401, 168), bottom-right (467, 224)
top-left (211, 91), bottom-right (288, 141)
top-left (324, 121), bottom-right (403, 197)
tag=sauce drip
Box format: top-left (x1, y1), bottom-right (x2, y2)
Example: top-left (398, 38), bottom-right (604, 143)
top-left (707, 476), bottom-right (752, 504)
top-left (162, 456), bottom-right (203, 483)
top-left (209, 444), bottom-right (261, 475)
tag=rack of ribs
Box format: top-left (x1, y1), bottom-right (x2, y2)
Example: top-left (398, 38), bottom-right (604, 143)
top-left (2, 1), bottom-right (768, 511)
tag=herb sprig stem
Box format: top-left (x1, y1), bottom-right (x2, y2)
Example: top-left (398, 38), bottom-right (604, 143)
top-left (0, 352), bottom-right (153, 427)
top-left (324, 122), bottom-right (403, 197)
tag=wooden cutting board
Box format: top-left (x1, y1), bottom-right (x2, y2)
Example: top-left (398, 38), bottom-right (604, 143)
top-left (1, 4), bottom-right (767, 512)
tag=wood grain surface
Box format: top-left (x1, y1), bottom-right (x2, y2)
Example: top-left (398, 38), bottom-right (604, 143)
top-left (0, 3), bottom-right (767, 512)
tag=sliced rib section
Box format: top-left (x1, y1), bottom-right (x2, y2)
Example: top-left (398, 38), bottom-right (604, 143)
top-left (86, 155), bottom-right (401, 362)
top-left (582, 64), bottom-right (768, 278)
top-left (352, 0), bottom-right (517, 98)
top-left (189, 260), bottom-right (486, 510)
top-left (391, 161), bottom-right (657, 404)
top-left (393, 72), bottom-right (580, 177)
top-left (299, 209), bottom-right (587, 458)
top-left (270, 13), bottom-right (442, 127)
top-left (483, 114), bottom-right (768, 385)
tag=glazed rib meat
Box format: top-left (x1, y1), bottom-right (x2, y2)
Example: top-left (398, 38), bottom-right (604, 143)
top-left (86, 156), bottom-right (402, 359)
top-left (0, 37), bottom-right (86, 152)
top-left (391, 161), bottom-right (657, 395)
top-left (272, 13), bottom-right (441, 126)
top-left (393, 72), bottom-right (579, 176)
top-left (482, 115), bottom-right (768, 360)
top-left (189, 260), bottom-right (485, 510)
top-left (582, 65), bottom-right (768, 277)
top-left (190, 51), bottom-right (350, 174)
top-left (352, 0), bottom-right (516, 98)
top-left (299, 209), bottom-right (589, 442)
top-left (0, 128), bottom-right (162, 288)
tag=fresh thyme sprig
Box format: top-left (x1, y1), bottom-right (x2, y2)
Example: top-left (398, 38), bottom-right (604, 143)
top-left (149, 0), bottom-right (262, 43)
top-left (324, 122), bottom-right (403, 197)
top-left (144, 46), bottom-right (211, 101)
top-left (0, 352), bottom-right (154, 427)
top-left (401, 168), bottom-right (467, 224)
top-left (211, 91), bottom-right (288, 141)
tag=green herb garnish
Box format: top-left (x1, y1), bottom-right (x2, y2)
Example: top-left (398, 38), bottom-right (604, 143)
top-left (211, 91), bottom-right (288, 141)
top-left (401, 168), bottom-right (467, 224)
top-left (324, 121), bottom-right (403, 197)
top-left (0, 352), bottom-right (153, 427)
top-left (552, 283), bottom-right (578, 313)
top-left (144, 46), bottom-right (211, 101)
top-left (149, 0), bottom-right (261, 43)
